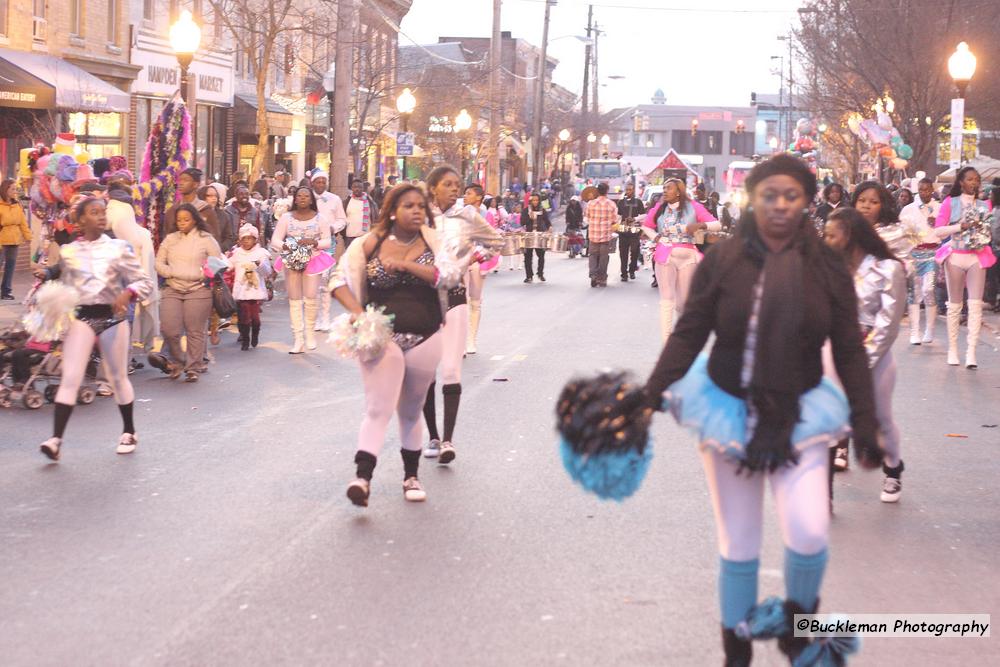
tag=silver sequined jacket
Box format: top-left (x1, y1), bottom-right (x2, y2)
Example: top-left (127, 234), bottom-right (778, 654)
top-left (59, 234), bottom-right (154, 306)
top-left (855, 254), bottom-right (906, 368)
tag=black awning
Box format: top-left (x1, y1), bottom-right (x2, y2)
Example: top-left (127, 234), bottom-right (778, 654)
top-left (0, 47), bottom-right (130, 112)
top-left (0, 55), bottom-right (56, 109)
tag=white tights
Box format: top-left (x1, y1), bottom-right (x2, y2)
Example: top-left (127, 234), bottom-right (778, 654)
top-left (944, 253), bottom-right (986, 302)
top-left (872, 352), bottom-right (901, 468)
top-left (467, 265), bottom-right (485, 301)
top-left (702, 443), bottom-right (830, 561)
top-left (441, 305), bottom-right (467, 384)
top-left (654, 247), bottom-right (700, 313)
top-left (55, 319), bottom-right (133, 406)
top-left (284, 269), bottom-right (320, 300)
top-left (357, 332), bottom-right (443, 457)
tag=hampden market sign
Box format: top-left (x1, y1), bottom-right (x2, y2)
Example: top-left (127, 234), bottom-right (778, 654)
top-left (130, 34), bottom-right (233, 106)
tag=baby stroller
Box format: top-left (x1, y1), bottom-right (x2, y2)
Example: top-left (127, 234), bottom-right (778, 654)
top-left (566, 230), bottom-right (585, 258)
top-left (0, 335), bottom-right (100, 409)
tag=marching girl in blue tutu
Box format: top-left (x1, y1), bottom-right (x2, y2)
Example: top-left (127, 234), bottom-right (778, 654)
top-left (558, 156), bottom-right (883, 666)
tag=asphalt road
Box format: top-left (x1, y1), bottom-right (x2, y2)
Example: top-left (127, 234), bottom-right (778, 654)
top-left (2, 236), bottom-right (999, 666)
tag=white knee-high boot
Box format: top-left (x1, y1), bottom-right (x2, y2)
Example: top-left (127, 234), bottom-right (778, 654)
top-left (659, 300), bottom-right (675, 343)
top-left (966, 299), bottom-right (983, 369)
top-left (922, 304), bottom-right (937, 344)
top-left (466, 299), bottom-right (481, 354)
top-left (316, 290), bottom-right (332, 332)
top-left (303, 298), bottom-right (319, 350)
top-left (946, 302), bottom-right (962, 366)
top-left (288, 299), bottom-right (305, 354)
top-left (908, 304), bottom-right (922, 345)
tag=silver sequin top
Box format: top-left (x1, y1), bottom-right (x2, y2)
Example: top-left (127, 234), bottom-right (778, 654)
top-left (58, 234), bottom-right (154, 306)
top-left (854, 254), bottom-right (906, 368)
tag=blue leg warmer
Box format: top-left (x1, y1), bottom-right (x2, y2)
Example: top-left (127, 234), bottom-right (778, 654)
top-left (720, 557), bottom-right (760, 629)
top-left (784, 547), bottom-right (828, 611)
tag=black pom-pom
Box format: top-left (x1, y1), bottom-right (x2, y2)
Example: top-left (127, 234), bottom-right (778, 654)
top-left (556, 371), bottom-right (653, 457)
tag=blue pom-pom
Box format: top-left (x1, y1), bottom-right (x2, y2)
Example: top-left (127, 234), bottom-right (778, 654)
top-left (559, 437), bottom-right (652, 501)
top-left (735, 596), bottom-right (789, 640)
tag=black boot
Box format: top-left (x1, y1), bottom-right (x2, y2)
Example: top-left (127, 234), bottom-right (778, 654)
top-left (250, 322), bottom-right (260, 348)
top-left (721, 626), bottom-right (752, 667)
top-left (777, 599), bottom-right (817, 664)
top-left (238, 324), bottom-right (250, 351)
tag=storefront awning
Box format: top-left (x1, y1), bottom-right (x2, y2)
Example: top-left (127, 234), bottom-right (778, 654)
top-left (234, 93), bottom-right (293, 137)
top-left (0, 56), bottom-right (55, 109)
top-left (0, 47), bottom-right (130, 112)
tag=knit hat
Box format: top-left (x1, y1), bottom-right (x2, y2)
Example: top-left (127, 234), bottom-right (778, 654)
top-left (238, 223), bottom-right (259, 239)
top-left (93, 158), bottom-right (112, 182)
top-left (108, 155), bottom-right (128, 172)
top-left (72, 163), bottom-right (100, 188)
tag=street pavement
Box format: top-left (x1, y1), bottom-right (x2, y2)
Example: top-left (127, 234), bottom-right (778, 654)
top-left (1, 231), bottom-right (999, 666)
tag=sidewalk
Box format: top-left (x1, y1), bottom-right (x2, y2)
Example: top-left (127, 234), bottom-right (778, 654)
top-left (0, 267), bottom-right (35, 330)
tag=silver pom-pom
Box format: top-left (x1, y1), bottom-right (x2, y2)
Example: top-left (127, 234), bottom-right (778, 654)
top-left (328, 305), bottom-right (395, 362)
top-left (22, 282), bottom-right (81, 342)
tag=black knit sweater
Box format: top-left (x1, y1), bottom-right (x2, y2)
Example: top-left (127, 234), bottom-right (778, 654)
top-left (644, 233), bottom-right (878, 446)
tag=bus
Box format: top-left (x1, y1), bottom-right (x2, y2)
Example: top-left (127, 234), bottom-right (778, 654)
top-left (577, 159), bottom-right (630, 200)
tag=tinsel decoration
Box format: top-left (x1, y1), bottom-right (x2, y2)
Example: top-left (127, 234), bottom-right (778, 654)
top-left (21, 282), bottom-right (81, 342)
top-left (135, 93), bottom-right (192, 248)
top-left (958, 206), bottom-right (993, 251)
top-left (555, 371), bottom-right (654, 501)
top-left (275, 237), bottom-right (312, 272)
top-left (328, 305), bottom-right (395, 362)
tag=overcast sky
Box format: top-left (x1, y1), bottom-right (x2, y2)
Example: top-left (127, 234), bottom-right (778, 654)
top-left (399, 0), bottom-right (807, 111)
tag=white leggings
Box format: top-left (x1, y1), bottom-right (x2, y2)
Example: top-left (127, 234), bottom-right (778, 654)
top-left (441, 305), bottom-right (467, 384)
top-left (56, 319), bottom-right (133, 406)
top-left (872, 352), bottom-right (901, 468)
top-left (702, 443), bottom-right (829, 561)
top-left (654, 247), bottom-right (700, 312)
top-left (284, 268), bottom-right (320, 300)
top-left (467, 265), bottom-right (485, 301)
top-left (357, 332), bottom-right (443, 457)
top-left (944, 252), bottom-right (986, 302)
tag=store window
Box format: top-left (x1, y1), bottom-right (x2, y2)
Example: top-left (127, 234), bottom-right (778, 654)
top-left (67, 112), bottom-right (123, 158)
top-left (70, 0), bottom-right (82, 36)
top-left (32, 0), bottom-right (46, 43)
top-left (107, 0), bottom-right (120, 45)
top-left (143, 0), bottom-right (154, 23)
top-left (134, 98), bottom-right (166, 166)
top-left (212, 107), bottom-right (227, 179)
top-left (196, 105), bottom-right (209, 171)
top-left (193, 104), bottom-right (229, 180)
top-left (1, 0), bottom-right (8, 37)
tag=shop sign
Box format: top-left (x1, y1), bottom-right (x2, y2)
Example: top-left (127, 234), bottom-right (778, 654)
top-left (131, 38), bottom-right (233, 105)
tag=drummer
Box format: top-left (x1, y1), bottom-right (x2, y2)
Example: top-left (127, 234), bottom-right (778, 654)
top-left (521, 192), bottom-right (552, 283)
top-left (616, 182), bottom-right (646, 282)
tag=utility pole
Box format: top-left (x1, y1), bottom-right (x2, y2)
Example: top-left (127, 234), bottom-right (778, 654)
top-left (487, 0), bottom-right (501, 194)
top-left (592, 23), bottom-right (600, 127)
top-left (579, 4), bottom-right (592, 165)
top-left (532, 0), bottom-right (554, 186)
top-left (331, 0), bottom-right (356, 195)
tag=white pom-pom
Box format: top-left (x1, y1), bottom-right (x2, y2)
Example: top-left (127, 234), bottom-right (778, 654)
top-left (22, 282), bottom-right (81, 342)
top-left (328, 305), bottom-right (395, 362)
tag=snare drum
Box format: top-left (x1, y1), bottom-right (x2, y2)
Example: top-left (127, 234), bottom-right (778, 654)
top-left (500, 233), bottom-right (524, 256)
top-left (546, 233), bottom-right (569, 252)
top-left (522, 231), bottom-right (547, 249)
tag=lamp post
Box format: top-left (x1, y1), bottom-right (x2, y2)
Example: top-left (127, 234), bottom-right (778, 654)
top-left (600, 133), bottom-right (610, 158)
top-left (948, 42), bottom-right (977, 169)
top-left (558, 128), bottom-right (570, 181)
top-left (396, 87), bottom-right (416, 179)
top-left (169, 10), bottom-right (201, 105)
top-left (586, 132), bottom-right (596, 161)
top-left (454, 108), bottom-right (472, 183)
top-left (323, 65), bottom-right (336, 171)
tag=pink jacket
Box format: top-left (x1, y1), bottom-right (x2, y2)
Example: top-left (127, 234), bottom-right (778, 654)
top-left (643, 199), bottom-right (718, 263)
top-left (933, 196), bottom-right (996, 269)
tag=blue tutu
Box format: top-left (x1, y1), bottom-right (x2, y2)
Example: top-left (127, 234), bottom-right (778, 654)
top-left (665, 355), bottom-right (849, 462)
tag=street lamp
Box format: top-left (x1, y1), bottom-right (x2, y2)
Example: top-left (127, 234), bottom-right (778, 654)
top-left (396, 87), bottom-right (416, 179)
top-left (558, 128), bottom-right (570, 142)
top-left (948, 42), bottom-right (977, 168)
top-left (323, 64), bottom-right (336, 170)
top-left (455, 108), bottom-right (472, 183)
top-left (558, 128), bottom-right (571, 180)
top-left (169, 10), bottom-right (201, 105)
top-left (768, 136), bottom-right (779, 153)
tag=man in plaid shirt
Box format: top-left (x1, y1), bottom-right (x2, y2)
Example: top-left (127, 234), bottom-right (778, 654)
top-left (585, 182), bottom-right (619, 287)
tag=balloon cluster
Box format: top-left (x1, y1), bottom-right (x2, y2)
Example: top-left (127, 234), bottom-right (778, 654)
top-left (846, 101), bottom-right (914, 171)
top-left (27, 139), bottom-right (98, 209)
top-left (788, 118), bottom-right (820, 171)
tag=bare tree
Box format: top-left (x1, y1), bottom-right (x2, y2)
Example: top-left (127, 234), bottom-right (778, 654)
top-left (209, 0), bottom-right (314, 175)
top-left (796, 0), bottom-right (1000, 180)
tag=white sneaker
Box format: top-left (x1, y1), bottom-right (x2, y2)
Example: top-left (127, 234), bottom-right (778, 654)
top-left (424, 439), bottom-right (441, 458)
top-left (403, 477), bottom-right (427, 502)
top-left (39, 437), bottom-right (62, 461)
top-left (346, 478), bottom-right (370, 507)
top-left (116, 433), bottom-right (138, 455)
top-left (438, 441), bottom-right (456, 464)
top-left (833, 446), bottom-right (848, 472)
top-left (880, 476), bottom-right (902, 503)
